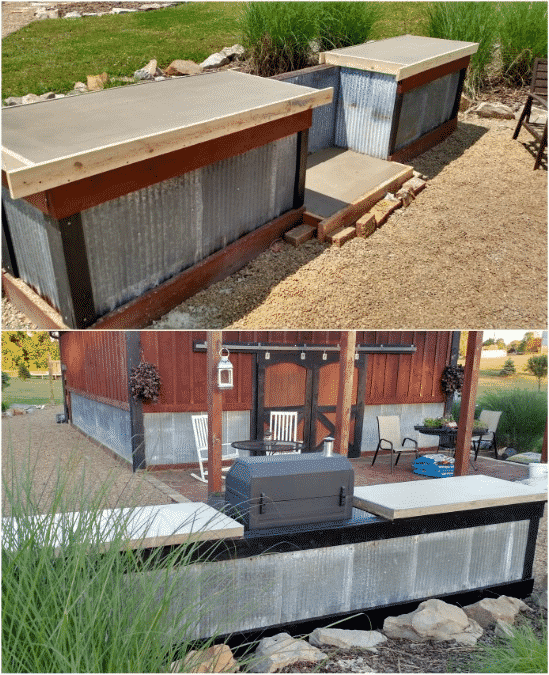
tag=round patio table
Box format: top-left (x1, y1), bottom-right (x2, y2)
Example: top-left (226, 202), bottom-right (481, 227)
top-left (414, 426), bottom-right (488, 457)
top-left (231, 440), bottom-right (305, 456)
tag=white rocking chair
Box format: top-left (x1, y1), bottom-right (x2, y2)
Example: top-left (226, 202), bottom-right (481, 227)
top-left (190, 414), bottom-right (239, 483)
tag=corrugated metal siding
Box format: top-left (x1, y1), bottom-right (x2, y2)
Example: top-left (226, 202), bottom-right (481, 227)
top-left (395, 71), bottom-right (461, 151)
top-left (137, 519), bottom-right (530, 640)
top-left (60, 331), bottom-right (128, 405)
top-left (335, 68), bottom-right (397, 158)
top-left (70, 393), bottom-right (132, 462)
top-left (144, 410), bottom-right (250, 465)
top-left (278, 67), bottom-right (340, 152)
top-left (80, 136), bottom-right (297, 317)
top-left (2, 187), bottom-right (61, 309)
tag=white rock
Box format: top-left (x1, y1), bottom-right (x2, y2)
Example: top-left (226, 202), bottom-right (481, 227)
top-left (463, 596), bottom-right (529, 628)
top-left (111, 7), bottom-right (139, 14)
top-left (200, 52), bottom-right (230, 70)
top-left (134, 69), bottom-right (155, 81)
top-left (140, 3), bottom-right (163, 9)
top-left (39, 91), bottom-right (56, 100)
top-left (64, 12), bottom-right (82, 19)
top-left (22, 93), bottom-right (41, 104)
top-left (36, 9), bottom-right (59, 19)
top-left (4, 97), bottom-right (23, 106)
top-left (383, 598), bottom-right (484, 645)
top-left (252, 633), bottom-right (325, 673)
top-left (73, 82), bottom-right (88, 92)
top-left (220, 44), bottom-right (246, 60)
top-left (309, 627), bottom-right (387, 650)
top-left (474, 102), bottom-right (515, 119)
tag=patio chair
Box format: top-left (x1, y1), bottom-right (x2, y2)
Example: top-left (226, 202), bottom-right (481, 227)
top-left (512, 58), bottom-right (547, 170)
top-left (371, 415), bottom-right (419, 473)
top-left (471, 410), bottom-right (502, 460)
top-left (269, 410), bottom-right (301, 452)
top-left (190, 414), bottom-right (239, 483)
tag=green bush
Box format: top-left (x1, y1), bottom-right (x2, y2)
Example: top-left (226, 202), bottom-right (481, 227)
top-left (17, 363), bottom-right (30, 381)
top-left (2, 371), bottom-right (11, 390)
top-left (476, 388), bottom-right (547, 452)
top-left (464, 618), bottom-right (547, 673)
top-left (1, 451), bottom-right (252, 672)
top-left (498, 2), bottom-right (548, 86)
top-left (426, 2), bottom-right (498, 95)
top-left (524, 354), bottom-right (548, 391)
top-left (499, 358), bottom-right (516, 377)
top-left (239, 1), bottom-right (380, 76)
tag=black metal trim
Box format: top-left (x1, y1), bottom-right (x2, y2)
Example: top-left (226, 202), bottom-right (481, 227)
top-left (451, 67), bottom-right (468, 120)
top-left (388, 91), bottom-right (404, 157)
top-left (126, 331), bottom-right (146, 472)
top-left (193, 341), bottom-right (416, 354)
top-left (293, 128), bottom-right (309, 209)
top-left (44, 213), bottom-right (96, 328)
top-left (2, 202), bottom-right (19, 277)
top-left (445, 331), bottom-right (461, 416)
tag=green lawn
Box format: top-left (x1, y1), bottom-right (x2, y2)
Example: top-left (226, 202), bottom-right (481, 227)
top-left (2, 377), bottom-right (63, 407)
top-left (459, 354), bottom-right (548, 398)
top-left (1, 2), bottom-right (432, 99)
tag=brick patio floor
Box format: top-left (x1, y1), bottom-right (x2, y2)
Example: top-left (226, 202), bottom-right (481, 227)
top-left (148, 451), bottom-right (529, 503)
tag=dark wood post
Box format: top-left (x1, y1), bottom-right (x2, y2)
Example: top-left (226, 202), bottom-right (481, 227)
top-left (454, 331), bottom-right (483, 476)
top-left (334, 331), bottom-right (356, 456)
top-left (207, 332), bottom-right (223, 494)
top-left (541, 421), bottom-right (547, 464)
top-left (126, 331), bottom-right (145, 472)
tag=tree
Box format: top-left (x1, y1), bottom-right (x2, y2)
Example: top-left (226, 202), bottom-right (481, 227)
top-left (1, 332), bottom-right (59, 371)
top-left (496, 338), bottom-right (506, 350)
top-left (17, 363), bottom-right (30, 381)
top-left (525, 355), bottom-right (548, 390)
top-left (499, 358), bottom-right (516, 377)
top-left (483, 337), bottom-right (496, 347)
top-left (519, 332), bottom-right (538, 354)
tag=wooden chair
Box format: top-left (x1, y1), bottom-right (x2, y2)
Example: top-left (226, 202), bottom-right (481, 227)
top-left (471, 410), bottom-right (502, 460)
top-left (190, 414), bottom-right (239, 483)
top-left (371, 415), bottom-right (418, 473)
top-left (269, 411), bottom-right (300, 452)
top-left (513, 58), bottom-right (547, 170)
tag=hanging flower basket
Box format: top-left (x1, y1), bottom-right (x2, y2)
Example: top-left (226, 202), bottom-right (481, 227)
top-left (440, 364), bottom-right (464, 394)
top-left (130, 361), bottom-right (162, 402)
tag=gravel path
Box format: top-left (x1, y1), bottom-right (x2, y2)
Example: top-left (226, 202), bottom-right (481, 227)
top-left (1, 405), bottom-right (182, 515)
top-left (151, 113), bottom-right (546, 330)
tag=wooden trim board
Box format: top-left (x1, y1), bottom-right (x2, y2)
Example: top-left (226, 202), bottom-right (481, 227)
top-left (6, 110), bottom-right (313, 220)
top-left (397, 56), bottom-right (470, 94)
top-left (1, 271), bottom-right (69, 329)
top-left (353, 475), bottom-right (547, 521)
top-left (316, 166), bottom-right (413, 242)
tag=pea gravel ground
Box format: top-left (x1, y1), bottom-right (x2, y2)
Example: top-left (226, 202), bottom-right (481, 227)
top-left (149, 113), bottom-right (547, 331)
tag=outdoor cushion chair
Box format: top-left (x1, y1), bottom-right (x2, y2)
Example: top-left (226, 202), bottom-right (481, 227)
top-left (512, 58), bottom-right (547, 170)
top-left (471, 410), bottom-right (502, 461)
top-left (268, 410), bottom-right (301, 452)
top-left (190, 414), bottom-right (239, 483)
top-left (371, 415), bottom-right (419, 473)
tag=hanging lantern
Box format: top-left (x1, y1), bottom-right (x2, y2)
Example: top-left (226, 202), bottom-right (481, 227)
top-left (217, 348), bottom-right (234, 390)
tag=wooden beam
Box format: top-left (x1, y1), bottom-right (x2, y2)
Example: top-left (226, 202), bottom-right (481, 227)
top-left (334, 331), bottom-right (356, 455)
top-left (207, 332), bottom-right (223, 495)
top-left (541, 421), bottom-right (547, 464)
top-left (454, 331), bottom-right (483, 476)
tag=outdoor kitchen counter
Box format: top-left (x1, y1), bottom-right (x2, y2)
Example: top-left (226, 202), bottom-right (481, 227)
top-left (2, 71), bottom-right (332, 198)
top-left (353, 474), bottom-right (547, 520)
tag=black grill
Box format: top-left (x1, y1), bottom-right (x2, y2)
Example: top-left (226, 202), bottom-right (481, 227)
top-left (225, 454), bottom-right (354, 530)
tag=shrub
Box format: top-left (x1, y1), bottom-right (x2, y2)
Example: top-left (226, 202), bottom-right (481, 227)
top-left (426, 2), bottom-right (498, 96)
top-left (314, 2), bottom-right (380, 52)
top-left (497, 1), bottom-right (548, 86)
top-left (499, 358), bottom-right (516, 377)
top-left (17, 363), bottom-right (30, 381)
top-left (2, 371), bottom-right (11, 390)
top-left (1, 450), bottom-right (250, 672)
top-left (475, 388), bottom-right (547, 452)
top-left (524, 354), bottom-right (548, 391)
top-left (464, 618), bottom-right (547, 673)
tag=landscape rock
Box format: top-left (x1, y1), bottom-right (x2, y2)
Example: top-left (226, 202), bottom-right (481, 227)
top-left (165, 59), bottom-right (203, 76)
top-left (309, 627), bottom-right (387, 650)
top-left (463, 596), bottom-right (528, 628)
top-left (22, 93), bottom-right (41, 104)
top-left (4, 97), bottom-right (23, 106)
top-left (474, 102), bottom-right (515, 119)
top-left (251, 632), bottom-right (325, 672)
top-left (383, 598), bottom-right (484, 646)
top-left (73, 81), bottom-right (88, 92)
top-left (134, 69), bottom-right (154, 81)
top-left (220, 44), bottom-right (246, 60)
top-left (87, 72), bottom-right (109, 91)
top-left (35, 9), bottom-right (59, 20)
top-left (64, 11), bottom-right (82, 19)
top-left (111, 7), bottom-right (138, 14)
top-left (39, 92), bottom-right (56, 100)
top-left (170, 644), bottom-right (239, 673)
top-left (141, 3), bottom-right (164, 9)
top-left (200, 52), bottom-right (230, 70)
top-left (494, 619), bottom-right (515, 639)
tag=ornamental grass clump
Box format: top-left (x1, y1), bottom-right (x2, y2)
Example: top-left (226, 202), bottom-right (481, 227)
top-left (1, 448), bottom-right (248, 673)
top-left (426, 2), bottom-right (498, 96)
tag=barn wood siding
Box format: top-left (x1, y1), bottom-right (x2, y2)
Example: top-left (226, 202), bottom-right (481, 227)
top-left (60, 331), bottom-right (129, 408)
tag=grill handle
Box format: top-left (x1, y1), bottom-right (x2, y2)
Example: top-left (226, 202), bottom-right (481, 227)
top-left (339, 486), bottom-right (346, 506)
top-left (259, 492), bottom-right (266, 514)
